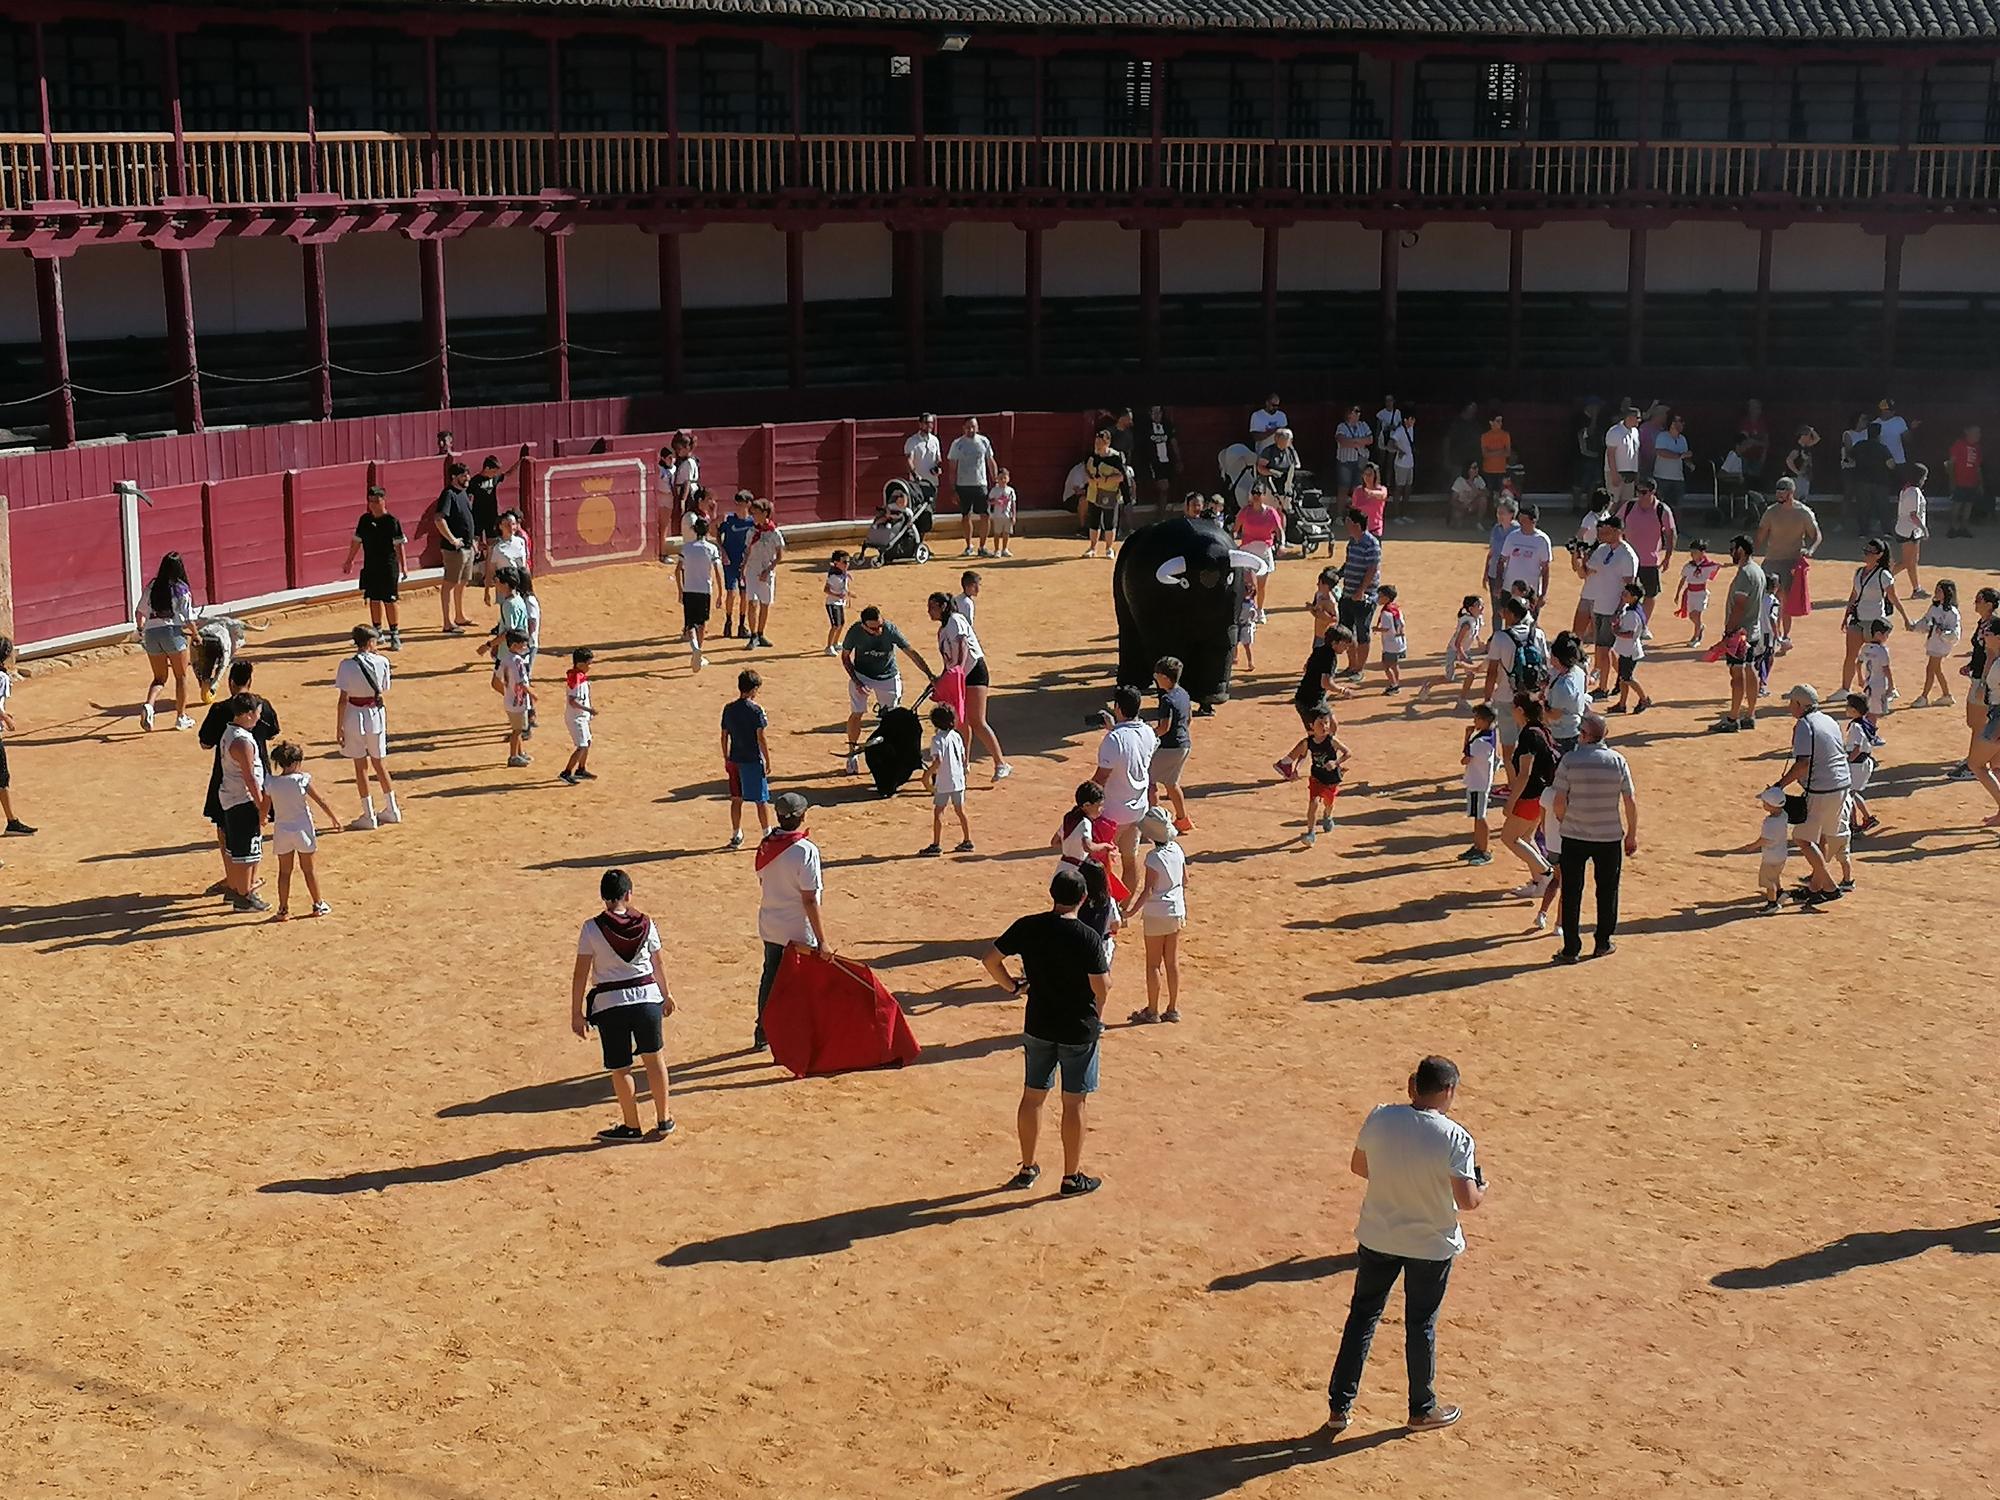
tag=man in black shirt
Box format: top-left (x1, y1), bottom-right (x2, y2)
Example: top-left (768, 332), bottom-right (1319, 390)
top-left (467, 453), bottom-right (520, 554)
top-left (1847, 423), bottom-right (1895, 538)
top-left (984, 867), bottom-right (1111, 1198)
top-left (434, 464), bottom-right (476, 635)
top-left (342, 486), bottom-right (410, 650)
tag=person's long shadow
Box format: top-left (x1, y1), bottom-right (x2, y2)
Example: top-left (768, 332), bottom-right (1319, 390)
top-left (525, 845), bottom-right (713, 872)
top-left (1306, 961), bottom-right (1523, 1003)
top-left (1006, 1430), bottom-right (1401, 1498)
top-left (658, 1185), bottom-right (1036, 1266)
top-left (259, 1142), bottom-right (610, 1195)
top-left (78, 838), bottom-right (217, 864)
top-left (1208, 1251), bottom-right (1358, 1292)
top-left (1711, 1217), bottom-right (2000, 1289)
top-left (5, 891), bottom-right (208, 949)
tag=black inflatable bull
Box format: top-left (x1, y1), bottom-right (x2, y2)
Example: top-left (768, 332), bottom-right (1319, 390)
top-left (1112, 517), bottom-right (1269, 705)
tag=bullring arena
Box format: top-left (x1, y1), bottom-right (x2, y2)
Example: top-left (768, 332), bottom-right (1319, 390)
top-left (3, 513), bottom-right (1996, 1496)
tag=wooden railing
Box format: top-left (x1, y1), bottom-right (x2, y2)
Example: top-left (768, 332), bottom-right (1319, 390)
top-left (440, 132), bottom-right (549, 196)
top-left (182, 132), bottom-right (310, 204)
top-left (1044, 136), bottom-right (1145, 195)
top-left (560, 132), bottom-right (669, 196)
top-left (317, 131), bottom-right (425, 200)
top-left (800, 134), bottom-right (907, 194)
top-left (1652, 142), bottom-right (1765, 198)
top-left (0, 133), bottom-right (40, 211)
top-left (1782, 143), bottom-right (1893, 199)
top-left (1531, 142), bottom-right (1633, 198)
top-left (1279, 140), bottom-right (1387, 195)
top-left (47, 132), bottom-right (172, 208)
top-left (680, 132), bottom-right (787, 194)
top-left (1159, 138), bottom-right (1266, 195)
top-left (1404, 141), bottom-right (1514, 196)
top-left (1912, 144), bottom-right (2000, 202)
top-left (927, 135), bottom-right (1033, 192)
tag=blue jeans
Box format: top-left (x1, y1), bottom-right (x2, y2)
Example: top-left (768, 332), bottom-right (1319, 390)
top-left (1022, 1034), bottom-right (1099, 1095)
top-left (1328, 1244), bottom-right (1454, 1418)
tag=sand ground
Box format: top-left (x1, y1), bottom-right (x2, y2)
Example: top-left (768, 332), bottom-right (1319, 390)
top-left (1, 517), bottom-right (1997, 1499)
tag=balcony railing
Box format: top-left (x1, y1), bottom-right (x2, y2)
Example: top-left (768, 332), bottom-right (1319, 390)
top-left (183, 131), bottom-right (310, 204)
top-left (1160, 138), bottom-right (1266, 195)
top-left (318, 131), bottom-right (425, 201)
top-left (1405, 141), bottom-right (1513, 197)
top-left (1912, 143), bottom-right (2000, 202)
top-left (927, 135), bottom-right (1032, 193)
top-left (1782, 143), bottom-right (1894, 199)
top-left (440, 132), bottom-right (550, 197)
top-left (1531, 142), bottom-right (1632, 198)
top-left (0, 132), bottom-right (39, 211)
top-left (1044, 136), bottom-right (1145, 195)
top-left (1279, 140), bottom-right (1387, 195)
top-left (801, 134), bottom-right (907, 194)
top-left (680, 131), bottom-right (787, 194)
top-left (1652, 142), bottom-right (1765, 198)
top-left (48, 132), bottom-right (173, 208)
top-left (560, 131), bottom-right (670, 196)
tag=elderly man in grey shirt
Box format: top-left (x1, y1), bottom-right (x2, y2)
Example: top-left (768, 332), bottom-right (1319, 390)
top-left (1550, 713), bottom-right (1638, 965)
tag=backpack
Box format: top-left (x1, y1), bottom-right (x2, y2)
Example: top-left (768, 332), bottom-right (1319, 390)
top-left (1505, 625), bottom-right (1549, 694)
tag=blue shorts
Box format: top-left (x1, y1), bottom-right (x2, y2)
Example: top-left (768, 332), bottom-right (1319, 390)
top-left (728, 760), bottom-right (769, 803)
top-left (1023, 1033), bottom-right (1099, 1095)
top-left (722, 562), bottom-right (745, 592)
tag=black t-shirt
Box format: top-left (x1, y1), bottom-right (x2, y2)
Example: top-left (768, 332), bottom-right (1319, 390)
top-left (1295, 640), bottom-right (1337, 709)
top-left (996, 911), bottom-right (1109, 1046)
top-left (435, 486), bottom-right (475, 550)
top-left (467, 472), bottom-right (502, 536)
top-left (1514, 723), bottom-right (1558, 800)
top-left (1155, 685), bottom-right (1192, 750)
top-left (354, 511), bottom-right (404, 573)
top-left (1850, 439), bottom-right (1893, 484)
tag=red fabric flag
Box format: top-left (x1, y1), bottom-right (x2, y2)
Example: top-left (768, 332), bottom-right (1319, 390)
top-left (933, 665), bottom-right (968, 726)
top-left (762, 947), bottom-right (921, 1078)
top-left (1785, 555), bottom-right (1812, 619)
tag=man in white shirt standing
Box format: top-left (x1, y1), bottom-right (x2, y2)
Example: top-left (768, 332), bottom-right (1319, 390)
top-left (947, 416), bottom-right (998, 558)
top-left (1874, 397), bottom-right (1915, 467)
top-left (1091, 685), bottom-right (1158, 897)
top-left (333, 623), bottom-right (401, 830)
top-left (1326, 1055), bottom-right (1485, 1437)
top-left (1498, 502), bottom-right (1553, 601)
top-left (1249, 392), bottom-right (1287, 445)
top-left (1580, 515), bottom-right (1639, 697)
top-left (904, 413), bottom-right (942, 501)
top-left (1603, 406), bottom-right (1643, 506)
top-left (753, 790), bottom-right (830, 1051)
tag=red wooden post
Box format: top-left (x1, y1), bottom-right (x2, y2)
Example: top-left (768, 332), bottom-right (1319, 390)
top-left (282, 470), bottom-right (305, 589)
top-left (198, 482), bottom-right (221, 599)
top-left (658, 231), bottom-right (683, 394)
top-left (1882, 231), bottom-right (1903, 372)
top-left (31, 21), bottom-right (55, 201)
top-left (162, 28), bottom-right (188, 197)
top-left (1261, 224), bottom-right (1279, 369)
top-left (840, 418), bottom-right (858, 519)
top-left (788, 45), bottom-right (803, 188)
top-left (1024, 227), bottom-right (1043, 381)
top-left (32, 255), bottom-right (75, 448)
top-left (1625, 227), bottom-right (1647, 369)
top-left (544, 232), bottom-right (571, 402)
top-left (303, 241), bottom-right (333, 420)
top-left (1506, 226), bottom-right (1523, 377)
top-left (1139, 227), bottom-right (1161, 374)
top-left (760, 423), bottom-right (778, 499)
top-left (300, 29), bottom-right (320, 192)
top-left (1752, 227), bottom-right (1772, 376)
top-left (423, 35), bottom-right (442, 190)
top-left (161, 248), bottom-right (203, 433)
top-left (419, 237), bottom-right (450, 410)
top-left (786, 228), bottom-right (806, 390)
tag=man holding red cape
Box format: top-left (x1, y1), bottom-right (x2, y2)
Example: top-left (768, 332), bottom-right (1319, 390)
top-left (754, 791), bottom-right (830, 1051)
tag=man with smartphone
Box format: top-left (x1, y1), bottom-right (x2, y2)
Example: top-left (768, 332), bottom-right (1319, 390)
top-left (1325, 1055), bottom-right (1486, 1437)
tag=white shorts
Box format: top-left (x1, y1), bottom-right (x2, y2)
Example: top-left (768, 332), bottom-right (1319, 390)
top-left (1866, 688), bottom-right (1890, 717)
top-left (272, 823), bottom-right (317, 857)
top-left (1141, 912), bottom-right (1184, 938)
top-left (1241, 541), bottom-right (1274, 569)
top-left (747, 576), bottom-right (775, 606)
top-left (1799, 789), bottom-right (1851, 845)
top-left (1757, 857), bottom-right (1786, 889)
top-left (1926, 638), bottom-right (1957, 659)
top-left (566, 714), bottom-right (592, 749)
top-left (342, 727), bottom-right (387, 760)
top-left (849, 674), bottom-right (901, 716)
top-left (1848, 757), bottom-right (1873, 795)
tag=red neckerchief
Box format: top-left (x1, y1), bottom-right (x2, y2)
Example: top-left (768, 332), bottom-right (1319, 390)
top-left (755, 827), bottom-right (809, 871)
top-left (592, 908), bottom-right (651, 962)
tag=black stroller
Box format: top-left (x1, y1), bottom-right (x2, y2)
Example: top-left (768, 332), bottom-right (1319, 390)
top-left (860, 683), bottom-right (935, 796)
top-left (856, 479), bottom-right (935, 567)
top-left (1289, 486), bottom-right (1334, 556)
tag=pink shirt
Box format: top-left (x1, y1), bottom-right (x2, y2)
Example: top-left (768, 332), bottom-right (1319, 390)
top-left (1620, 499), bottom-right (1674, 566)
top-left (1237, 506), bottom-right (1283, 546)
top-left (1351, 485), bottom-right (1388, 536)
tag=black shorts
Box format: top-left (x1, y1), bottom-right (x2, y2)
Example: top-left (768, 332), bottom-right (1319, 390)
top-left (0, 738), bottom-right (9, 790)
top-left (682, 591), bottom-right (712, 630)
top-left (595, 1000), bottom-right (664, 1070)
top-left (965, 657), bottom-right (991, 689)
top-left (223, 801), bottom-right (263, 864)
top-left (360, 566), bottom-right (399, 604)
top-left (1086, 502), bottom-right (1115, 532)
top-left (826, 601), bottom-right (847, 628)
top-left (1637, 564), bottom-right (1662, 599)
top-left (1338, 596), bottom-right (1373, 644)
top-left (957, 484), bottom-right (990, 516)
top-left (1616, 655), bottom-right (1638, 683)
top-left (1723, 642), bottom-right (1751, 668)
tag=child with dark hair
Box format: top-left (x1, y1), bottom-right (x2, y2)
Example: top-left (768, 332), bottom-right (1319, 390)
top-left (1376, 583), bottom-right (1408, 693)
top-left (1150, 656), bottom-right (1194, 834)
top-left (1052, 781), bottom-right (1116, 874)
top-left (1279, 706), bottom-right (1352, 847)
top-left (1075, 857), bottom-right (1121, 968)
top-left (1914, 578), bottom-right (1961, 707)
top-left (495, 630), bottom-right (534, 767)
top-left (721, 669), bottom-right (771, 848)
top-left (571, 868), bottom-right (674, 1142)
top-left (1844, 691), bottom-right (1884, 837)
top-left (0, 635), bottom-right (32, 838)
top-left (922, 702), bottom-right (973, 855)
top-left (266, 740), bottom-right (338, 920)
top-left (822, 549), bottom-right (853, 656)
top-left (560, 648), bottom-right (598, 785)
top-left (1609, 580), bottom-right (1654, 714)
top-left (1459, 702), bottom-right (1497, 865)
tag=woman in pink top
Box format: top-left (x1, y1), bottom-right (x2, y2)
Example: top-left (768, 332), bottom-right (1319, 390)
top-left (1350, 463), bottom-right (1389, 537)
top-left (1233, 484), bottom-right (1286, 621)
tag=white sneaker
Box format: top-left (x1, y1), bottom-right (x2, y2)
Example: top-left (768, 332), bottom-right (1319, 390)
top-left (1320, 815), bottom-right (1335, 832)
top-left (845, 754), bottom-right (860, 775)
top-left (825, 645), bottom-right (839, 656)
top-left (1302, 830), bottom-right (1317, 847)
top-left (174, 714), bottom-right (195, 731)
top-left (378, 798), bottom-right (403, 825)
top-left (1508, 876), bottom-right (1549, 898)
top-left (348, 809), bottom-right (379, 831)
top-left (140, 703), bottom-right (155, 731)
top-left (993, 764), bottom-right (1013, 780)
top-left (1640, 627), bottom-right (1655, 642)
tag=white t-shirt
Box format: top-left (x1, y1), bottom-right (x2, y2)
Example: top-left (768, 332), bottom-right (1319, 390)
top-left (489, 534), bottom-right (529, 573)
top-left (1376, 605), bottom-right (1407, 657)
top-left (217, 723), bottom-right (265, 810)
top-left (1499, 528), bottom-right (1553, 592)
top-left (1605, 421), bottom-right (1641, 474)
top-left (1680, 557), bottom-right (1721, 597)
top-left (904, 431), bottom-right (941, 483)
top-left (334, 652), bottom-right (393, 737)
top-left (926, 727), bottom-right (967, 795)
top-left (989, 484), bottom-right (1017, 522)
top-left (951, 592), bottom-right (977, 625)
top-left (1249, 408), bottom-right (1287, 441)
top-left (1463, 728), bottom-right (1497, 792)
top-left (1759, 811), bottom-right (1790, 864)
top-left (1876, 414), bottom-right (1910, 464)
top-left (1142, 842), bottom-right (1186, 920)
top-left (1896, 485), bottom-right (1927, 539)
top-left (756, 836), bottom-right (823, 948)
top-left (0, 667), bottom-right (11, 733)
top-left (1095, 719), bottom-right (1158, 826)
top-left (1851, 564), bottom-right (1895, 625)
top-left (1922, 603), bottom-right (1962, 657)
top-left (824, 568), bottom-right (851, 603)
top-left (1387, 423), bottom-right (1415, 468)
top-left (1583, 541), bottom-right (1639, 613)
top-left (947, 434), bottom-right (994, 487)
top-left (679, 509), bottom-right (705, 546)
top-left (1843, 718), bottom-right (1879, 764)
top-left (747, 526), bottom-right (785, 580)
top-left (1353, 1103), bottom-right (1478, 1261)
top-left (1859, 641), bottom-right (1891, 695)
top-left (268, 770), bottom-right (313, 834)
top-left (680, 539), bottom-right (721, 593)
top-left (1485, 624), bottom-right (1549, 679)
top-left (1613, 602), bottom-right (1646, 660)
top-left (565, 675), bottom-right (593, 722)
top-left (498, 651), bottom-right (532, 711)
top-left (575, 914), bottom-right (663, 1015)
top-left (938, 611), bottom-right (984, 669)
top-left (671, 455), bottom-right (700, 496)
top-left (1057, 812), bottom-right (1102, 865)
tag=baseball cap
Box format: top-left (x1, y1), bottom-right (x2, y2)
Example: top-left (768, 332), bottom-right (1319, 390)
top-left (1137, 807), bottom-right (1175, 844)
top-left (1758, 786), bottom-right (1787, 809)
top-left (773, 791), bottom-right (809, 819)
top-left (1785, 684), bottom-right (1820, 708)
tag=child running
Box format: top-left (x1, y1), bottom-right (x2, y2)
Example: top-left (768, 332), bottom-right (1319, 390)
top-left (676, 515), bottom-right (725, 673)
top-left (990, 468), bottom-right (1018, 556)
top-left (721, 669), bottom-right (771, 849)
top-left (822, 550), bottom-right (853, 656)
top-left (495, 630), bottom-right (534, 766)
top-left (1844, 691), bottom-right (1884, 835)
top-left (559, 648), bottom-right (598, 784)
top-left (265, 740), bottom-right (339, 920)
top-left (1676, 539), bottom-right (1721, 646)
top-left (1279, 706), bottom-right (1351, 846)
top-left (1375, 584), bottom-right (1407, 693)
top-left (1419, 595), bottom-right (1485, 704)
top-left (1914, 578), bottom-right (1961, 706)
top-left (921, 702), bottom-right (973, 855)
top-left (1459, 703), bottom-right (1497, 865)
top-left (1859, 618), bottom-right (1897, 716)
top-left (1609, 581), bottom-right (1654, 714)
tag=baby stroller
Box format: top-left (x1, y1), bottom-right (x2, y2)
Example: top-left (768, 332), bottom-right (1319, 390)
top-left (190, 614), bottom-right (267, 701)
top-left (856, 479), bottom-right (934, 568)
top-left (1290, 486), bottom-right (1334, 556)
top-left (860, 683), bottom-right (934, 796)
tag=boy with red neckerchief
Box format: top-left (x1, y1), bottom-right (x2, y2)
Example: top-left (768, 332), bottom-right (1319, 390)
top-left (753, 791), bottom-right (830, 1051)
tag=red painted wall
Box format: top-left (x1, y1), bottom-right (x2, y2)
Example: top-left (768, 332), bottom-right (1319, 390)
top-left (369, 457), bottom-right (451, 571)
top-left (205, 474), bottom-right (290, 602)
top-left (291, 462), bottom-right (375, 589)
top-left (10, 494), bottom-right (126, 644)
top-left (137, 481), bottom-right (214, 607)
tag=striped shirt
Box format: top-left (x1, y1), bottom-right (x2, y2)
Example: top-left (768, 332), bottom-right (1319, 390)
top-left (1339, 529), bottom-right (1382, 604)
top-left (1550, 742), bottom-right (1634, 842)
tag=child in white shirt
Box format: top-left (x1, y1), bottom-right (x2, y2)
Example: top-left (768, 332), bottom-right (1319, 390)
top-left (1842, 691), bottom-right (1884, 836)
top-left (989, 468), bottom-right (1018, 556)
top-left (1459, 703), bottom-right (1498, 865)
top-left (495, 631), bottom-right (534, 766)
top-left (1747, 785), bottom-right (1789, 914)
top-left (1859, 619), bottom-right (1896, 716)
top-left (823, 550), bottom-right (853, 656)
top-left (560, 647), bottom-right (597, 784)
top-left (1375, 584), bottom-right (1408, 693)
top-left (1914, 578), bottom-right (1960, 706)
top-left (1232, 576), bottom-right (1260, 671)
top-left (1609, 581), bottom-right (1653, 714)
top-left (921, 703), bottom-right (971, 855)
top-left (1675, 541), bottom-right (1721, 647)
top-left (265, 740), bottom-right (339, 919)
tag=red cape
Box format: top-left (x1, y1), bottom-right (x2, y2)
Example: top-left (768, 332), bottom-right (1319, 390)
top-left (763, 948), bottom-right (921, 1078)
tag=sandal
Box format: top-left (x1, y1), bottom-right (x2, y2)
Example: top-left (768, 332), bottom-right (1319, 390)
top-left (1128, 1008), bottom-right (1159, 1024)
top-left (1005, 1163), bottom-right (1041, 1190)
top-left (1161, 1009), bottom-right (1181, 1023)
top-left (595, 1124), bottom-right (644, 1142)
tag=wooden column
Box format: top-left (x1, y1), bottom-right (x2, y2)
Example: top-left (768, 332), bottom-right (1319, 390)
top-left (657, 231), bottom-right (683, 394)
top-left (162, 29), bottom-right (188, 197)
top-left (1261, 224), bottom-right (1279, 370)
top-left (1139, 227), bottom-right (1161, 373)
top-left (1379, 228), bottom-right (1399, 375)
top-left (300, 29), bottom-right (320, 193)
top-left (786, 228), bottom-right (806, 390)
top-left (32, 22), bottom-right (56, 201)
top-left (904, 229), bottom-right (926, 382)
top-left (161, 248), bottom-right (202, 433)
top-left (419, 237), bottom-right (450, 410)
top-left (302, 241), bottom-right (333, 420)
top-left (1751, 227), bottom-right (1772, 376)
top-left (662, 40), bottom-right (680, 191)
top-left (1024, 226), bottom-right (1043, 381)
top-left (1882, 231), bottom-right (1903, 372)
top-left (1506, 226), bottom-right (1524, 377)
top-left (544, 232), bottom-right (570, 402)
top-left (422, 35), bottom-right (442, 190)
top-left (33, 256), bottom-right (75, 448)
top-left (1625, 226), bottom-right (1647, 369)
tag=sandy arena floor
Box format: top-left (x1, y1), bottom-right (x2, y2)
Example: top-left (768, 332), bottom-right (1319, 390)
top-left (2, 520), bottom-right (1997, 1498)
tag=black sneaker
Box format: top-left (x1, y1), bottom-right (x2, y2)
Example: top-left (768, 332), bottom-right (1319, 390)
top-left (1552, 950), bottom-right (1580, 966)
top-left (231, 892), bottom-right (271, 913)
top-left (1837, 878), bottom-right (1855, 892)
top-left (1005, 1164), bottom-right (1041, 1190)
top-left (3, 819), bottom-right (35, 835)
top-left (1058, 1172), bottom-right (1102, 1197)
top-left (1590, 940), bottom-right (1617, 958)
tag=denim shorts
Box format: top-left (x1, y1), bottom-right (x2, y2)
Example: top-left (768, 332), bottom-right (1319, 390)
top-left (1023, 1033), bottom-right (1099, 1095)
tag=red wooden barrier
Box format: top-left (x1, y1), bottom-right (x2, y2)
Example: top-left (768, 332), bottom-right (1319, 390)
top-left (205, 474), bottom-right (290, 602)
top-left (137, 481), bottom-right (214, 608)
top-left (289, 462), bottom-right (374, 590)
top-left (9, 494), bottom-right (126, 645)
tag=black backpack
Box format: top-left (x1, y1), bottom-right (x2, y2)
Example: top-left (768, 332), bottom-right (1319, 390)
top-left (1505, 625), bottom-right (1549, 694)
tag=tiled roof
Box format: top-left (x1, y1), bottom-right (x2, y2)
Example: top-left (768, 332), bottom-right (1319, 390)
top-left (432, 0), bottom-right (2000, 39)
